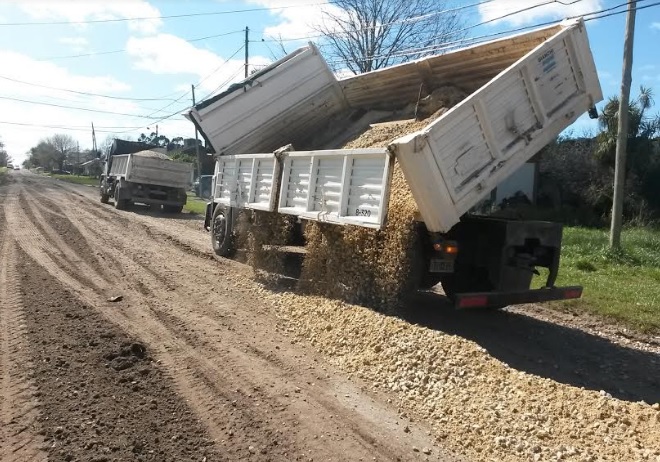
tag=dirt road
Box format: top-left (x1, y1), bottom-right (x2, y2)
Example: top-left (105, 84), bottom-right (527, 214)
top-left (1, 170), bottom-right (658, 462)
top-left (0, 171), bottom-right (457, 461)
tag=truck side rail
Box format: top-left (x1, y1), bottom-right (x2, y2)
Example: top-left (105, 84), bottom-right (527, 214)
top-left (277, 149), bottom-right (392, 229)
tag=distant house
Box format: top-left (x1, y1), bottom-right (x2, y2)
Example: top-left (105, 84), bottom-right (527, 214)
top-left (81, 158), bottom-right (102, 177)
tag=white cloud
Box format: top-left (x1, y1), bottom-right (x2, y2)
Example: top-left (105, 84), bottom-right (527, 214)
top-left (216, 0), bottom-right (339, 42)
top-left (58, 36), bottom-right (89, 52)
top-left (15, 0), bottom-right (162, 34)
top-left (126, 34), bottom-right (270, 95)
top-left (478, 0), bottom-right (603, 26)
top-left (0, 51), bottom-right (141, 162)
top-left (652, 22), bottom-right (660, 31)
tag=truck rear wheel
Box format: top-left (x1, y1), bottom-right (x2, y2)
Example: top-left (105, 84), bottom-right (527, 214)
top-left (114, 185), bottom-right (128, 210)
top-left (211, 205), bottom-right (234, 257)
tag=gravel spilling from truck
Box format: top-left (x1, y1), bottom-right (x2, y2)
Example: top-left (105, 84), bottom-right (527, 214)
top-left (296, 89), bottom-right (465, 308)
top-left (241, 92), bottom-right (462, 307)
top-left (261, 288), bottom-right (660, 462)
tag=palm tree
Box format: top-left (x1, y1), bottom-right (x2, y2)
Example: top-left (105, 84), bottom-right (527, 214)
top-left (595, 85), bottom-right (660, 169)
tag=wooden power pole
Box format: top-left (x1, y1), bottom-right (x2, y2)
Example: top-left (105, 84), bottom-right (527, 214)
top-left (191, 84), bottom-right (201, 176)
top-left (610, 0), bottom-right (637, 249)
top-left (245, 26), bottom-right (249, 78)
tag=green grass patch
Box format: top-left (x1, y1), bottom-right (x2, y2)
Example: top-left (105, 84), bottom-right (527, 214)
top-left (184, 192), bottom-right (208, 215)
top-left (50, 174), bottom-right (98, 186)
top-left (535, 227), bottom-right (660, 333)
top-left (0, 166), bottom-right (7, 173)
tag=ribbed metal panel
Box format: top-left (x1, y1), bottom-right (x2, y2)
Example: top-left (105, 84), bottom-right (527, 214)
top-left (109, 155), bottom-right (130, 176)
top-left (278, 149), bottom-right (390, 228)
top-left (339, 26), bottom-right (561, 110)
top-left (213, 155), bottom-right (279, 210)
top-left (311, 157), bottom-right (343, 214)
top-left (283, 158), bottom-right (311, 209)
top-left (254, 159), bottom-right (276, 206)
top-left (345, 157), bottom-right (386, 221)
top-left (235, 158), bottom-right (253, 205)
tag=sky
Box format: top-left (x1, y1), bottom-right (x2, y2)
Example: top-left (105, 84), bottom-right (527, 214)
top-left (0, 0), bottom-right (658, 165)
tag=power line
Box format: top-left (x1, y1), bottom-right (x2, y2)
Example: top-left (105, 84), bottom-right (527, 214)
top-left (105, 44), bottom-right (248, 134)
top-left (39, 29), bottom-right (244, 61)
top-left (0, 74), bottom-right (180, 102)
top-left (0, 95), bottom-right (164, 119)
top-left (200, 66), bottom-right (246, 102)
top-left (325, 0), bottom-right (656, 67)
top-left (0, 120), bottom-right (141, 133)
top-left (255, 0), bottom-right (498, 43)
top-left (0, 3), bottom-right (325, 27)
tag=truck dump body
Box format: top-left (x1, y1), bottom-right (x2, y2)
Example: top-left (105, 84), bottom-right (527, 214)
top-left (109, 151), bottom-right (192, 190)
top-left (189, 20), bottom-right (602, 233)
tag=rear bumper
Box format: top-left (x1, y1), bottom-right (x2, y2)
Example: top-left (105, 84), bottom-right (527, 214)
top-left (454, 286), bottom-right (582, 309)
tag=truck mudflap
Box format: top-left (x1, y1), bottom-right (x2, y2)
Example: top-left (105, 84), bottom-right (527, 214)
top-left (454, 285), bottom-right (583, 309)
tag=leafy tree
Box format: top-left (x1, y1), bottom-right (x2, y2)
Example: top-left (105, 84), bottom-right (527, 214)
top-left (0, 136), bottom-right (9, 167)
top-left (595, 86), bottom-right (660, 170)
top-left (138, 131), bottom-right (170, 148)
top-left (316, 0), bottom-right (465, 74)
top-left (594, 86), bottom-right (660, 219)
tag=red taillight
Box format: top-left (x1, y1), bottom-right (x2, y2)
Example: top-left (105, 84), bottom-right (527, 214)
top-left (444, 245), bottom-right (458, 255)
top-left (564, 289), bottom-right (582, 299)
top-left (458, 295), bottom-right (488, 308)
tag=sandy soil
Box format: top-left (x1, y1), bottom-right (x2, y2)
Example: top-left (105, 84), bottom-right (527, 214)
top-left (1, 170), bottom-right (658, 462)
top-left (0, 170), bottom-right (455, 461)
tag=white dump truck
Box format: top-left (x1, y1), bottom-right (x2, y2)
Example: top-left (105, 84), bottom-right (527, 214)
top-left (187, 19), bottom-right (603, 308)
top-left (100, 139), bottom-right (192, 213)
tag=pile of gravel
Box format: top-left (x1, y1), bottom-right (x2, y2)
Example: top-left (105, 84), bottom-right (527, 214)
top-left (260, 288), bottom-right (660, 462)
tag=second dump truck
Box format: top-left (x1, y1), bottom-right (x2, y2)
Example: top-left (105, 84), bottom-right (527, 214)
top-left (187, 19), bottom-right (603, 308)
top-left (100, 139), bottom-right (192, 213)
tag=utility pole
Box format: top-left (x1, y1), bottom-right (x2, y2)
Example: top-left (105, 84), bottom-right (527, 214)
top-left (245, 26), bottom-right (249, 78)
top-left (192, 84), bottom-right (201, 176)
top-left (610, 0), bottom-right (637, 249)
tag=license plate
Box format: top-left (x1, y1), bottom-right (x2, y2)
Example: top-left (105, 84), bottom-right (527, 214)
top-left (429, 258), bottom-right (454, 273)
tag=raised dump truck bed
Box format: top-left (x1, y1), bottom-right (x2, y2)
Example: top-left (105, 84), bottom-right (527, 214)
top-left (188, 19), bottom-right (601, 233)
top-left (188, 19), bottom-right (602, 308)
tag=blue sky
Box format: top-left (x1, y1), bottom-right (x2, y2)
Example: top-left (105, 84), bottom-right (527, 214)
top-left (0, 0), bottom-right (658, 164)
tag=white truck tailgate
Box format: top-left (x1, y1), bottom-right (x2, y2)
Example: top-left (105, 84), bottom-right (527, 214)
top-left (390, 19), bottom-right (602, 233)
top-left (126, 155), bottom-right (192, 189)
top-left (188, 44), bottom-right (347, 156)
top-left (213, 154), bottom-right (280, 211)
top-left (277, 149), bottom-right (392, 228)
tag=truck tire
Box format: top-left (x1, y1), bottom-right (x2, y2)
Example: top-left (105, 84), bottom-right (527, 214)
top-left (114, 185), bottom-right (128, 210)
top-left (100, 193), bottom-right (110, 204)
top-left (211, 205), bottom-right (234, 257)
top-left (163, 205), bottom-right (184, 213)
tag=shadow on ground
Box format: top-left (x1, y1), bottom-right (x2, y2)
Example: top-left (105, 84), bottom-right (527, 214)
top-left (398, 290), bottom-right (660, 404)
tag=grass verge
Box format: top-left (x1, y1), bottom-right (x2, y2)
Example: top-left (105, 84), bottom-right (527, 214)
top-left (49, 174), bottom-right (98, 186)
top-left (184, 192), bottom-right (208, 215)
top-left (536, 227), bottom-right (660, 333)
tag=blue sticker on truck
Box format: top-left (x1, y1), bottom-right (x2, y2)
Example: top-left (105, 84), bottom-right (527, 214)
top-left (538, 48), bottom-right (557, 74)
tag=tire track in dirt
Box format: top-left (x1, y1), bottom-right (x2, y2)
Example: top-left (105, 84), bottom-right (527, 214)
top-left (15, 173), bottom-right (460, 461)
top-left (19, 192), bottom-right (112, 286)
top-left (16, 249), bottom-right (223, 462)
top-left (11, 180), bottom-right (309, 458)
top-left (0, 227), bottom-right (48, 461)
top-left (76, 208), bottom-right (449, 461)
